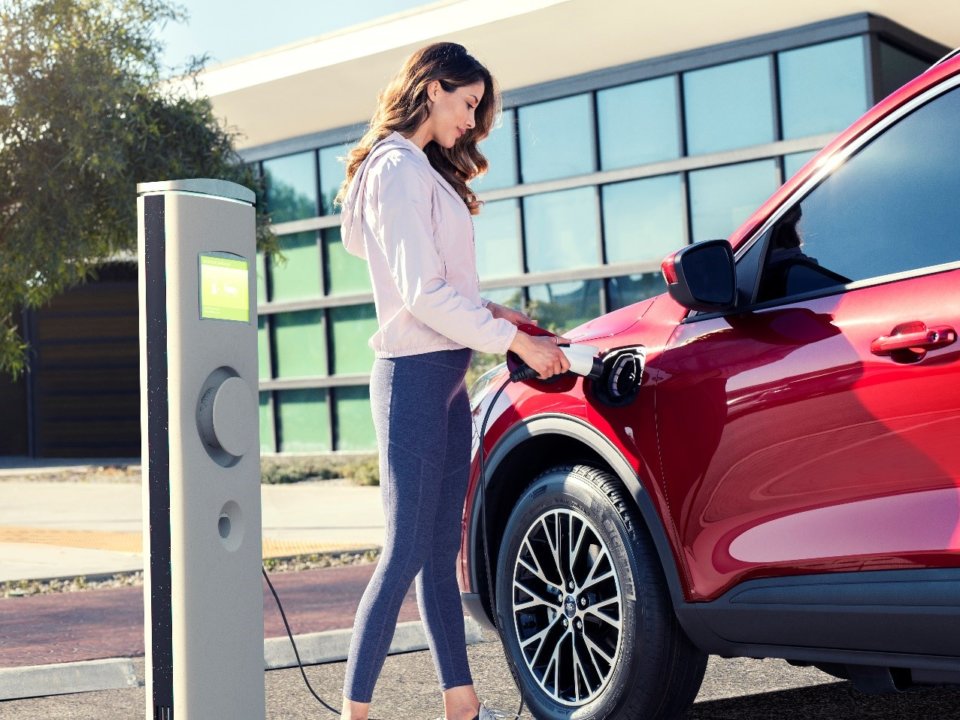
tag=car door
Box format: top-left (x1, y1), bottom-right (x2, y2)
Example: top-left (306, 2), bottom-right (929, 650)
top-left (652, 75), bottom-right (960, 602)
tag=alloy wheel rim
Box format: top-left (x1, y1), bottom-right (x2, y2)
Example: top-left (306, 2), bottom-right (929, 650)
top-left (508, 507), bottom-right (623, 706)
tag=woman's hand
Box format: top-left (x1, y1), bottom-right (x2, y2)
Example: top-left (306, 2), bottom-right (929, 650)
top-left (508, 330), bottom-right (571, 380)
top-left (488, 301), bottom-right (535, 327)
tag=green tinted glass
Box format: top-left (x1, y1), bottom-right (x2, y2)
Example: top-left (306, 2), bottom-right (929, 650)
top-left (518, 94), bottom-right (595, 183)
top-left (689, 160), bottom-right (778, 241)
top-left (273, 310), bottom-right (327, 378)
top-left (330, 304), bottom-right (377, 374)
top-left (277, 389), bottom-right (330, 452)
top-left (607, 273), bottom-right (665, 310)
top-left (269, 231), bottom-right (322, 302)
top-left (258, 316), bottom-right (271, 380)
top-left (602, 175), bottom-right (685, 264)
top-left (474, 199), bottom-right (522, 280)
top-left (324, 227), bottom-right (372, 295)
top-left (263, 152), bottom-right (318, 222)
top-left (524, 188), bottom-right (600, 273)
top-left (598, 76), bottom-right (680, 169)
top-left (319, 142), bottom-right (352, 215)
top-left (473, 109), bottom-right (518, 191)
top-left (779, 38), bottom-right (868, 139)
top-left (256, 252), bottom-right (267, 306)
top-left (259, 392), bottom-right (275, 453)
top-left (527, 280), bottom-right (602, 334)
top-left (684, 57), bottom-right (775, 155)
top-left (334, 386), bottom-right (376, 451)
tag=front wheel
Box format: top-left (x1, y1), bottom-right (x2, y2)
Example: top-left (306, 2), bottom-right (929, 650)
top-left (495, 465), bottom-right (706, 719)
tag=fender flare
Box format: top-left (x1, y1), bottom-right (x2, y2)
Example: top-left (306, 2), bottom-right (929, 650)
top-left (470, 412), bottom-right (689, 610)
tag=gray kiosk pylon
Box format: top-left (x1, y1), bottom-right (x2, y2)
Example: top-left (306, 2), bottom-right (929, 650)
top-left (138, 179), bottom-right (265, 719)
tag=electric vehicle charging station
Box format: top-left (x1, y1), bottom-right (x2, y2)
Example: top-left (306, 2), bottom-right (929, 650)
top-left (138, 179), bottom-right (264, 719)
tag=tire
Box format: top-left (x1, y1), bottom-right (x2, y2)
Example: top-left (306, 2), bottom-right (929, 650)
top-left (494, 465), bottom-right (706, 720)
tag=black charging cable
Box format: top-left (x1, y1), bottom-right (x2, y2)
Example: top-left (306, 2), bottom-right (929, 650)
top-left (477, 374), bottom-right (529, 720)
top-left (261, 369), bottom-right (530, 720)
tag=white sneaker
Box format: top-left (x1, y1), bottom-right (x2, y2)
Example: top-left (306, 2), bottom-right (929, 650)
top-left (438, 701), bottom-right (516, 720)
top-left (476, 703), bottom-right (512, 720)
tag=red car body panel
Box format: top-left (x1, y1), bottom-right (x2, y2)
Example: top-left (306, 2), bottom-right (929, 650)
top-left (460, 53), bottom-right (960, 607)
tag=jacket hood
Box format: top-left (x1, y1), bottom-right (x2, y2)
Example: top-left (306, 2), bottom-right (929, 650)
top-left (340, 132), bottom-right (427, 260)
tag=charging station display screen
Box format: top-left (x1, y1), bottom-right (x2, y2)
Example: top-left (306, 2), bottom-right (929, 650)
top-left (199, 254), bottom-right (249, 322)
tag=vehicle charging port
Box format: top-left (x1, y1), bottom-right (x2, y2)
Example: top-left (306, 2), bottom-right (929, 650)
top-left (591, 348), bottom-right (645, 407)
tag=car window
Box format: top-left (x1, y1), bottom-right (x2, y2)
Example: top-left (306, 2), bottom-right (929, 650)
top-left (752, 83), bottom-right (960, 305)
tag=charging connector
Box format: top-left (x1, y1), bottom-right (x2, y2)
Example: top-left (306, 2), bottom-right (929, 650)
top-left (509, 344), bottom-right (603, 382)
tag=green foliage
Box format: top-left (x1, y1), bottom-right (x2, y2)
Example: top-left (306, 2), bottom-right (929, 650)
top-left (260, 454), bottom-right (380, 486)
top-left (465, 351), bottom-right (503, 391)
top-left (0, 0), bottom-right (276, 377)
top-left (343, 455), bottom-right (380, 486)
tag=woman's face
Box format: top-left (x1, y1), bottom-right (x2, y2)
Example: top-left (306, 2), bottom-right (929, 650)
top-left (424, 80), bottom-right (485, 149)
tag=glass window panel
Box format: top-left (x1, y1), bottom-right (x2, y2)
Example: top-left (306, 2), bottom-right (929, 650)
top-left (684, 57), bottom-right (775, 155)
top-left (256, 252), bottom-right (268, 305)
top-left (330, 304), bottom-right (377, 375)
top-left (324, 227), bottom-right (371, 295)
top-left (277, 389), bottom-right (330, 453)
top-left (472, 109), bottom-right (517, 191)
top-left (602, 175), bottom-right (685, 264)
top-left (518, 94), bottom-right (595, 183)
top-left (273, 310), bottom-right (326, 378)
top-left (481, 287), bottom-right (524, 307)
top-left (334, 386), bottom-right (376, 451)
top-left (474, 199), bottom-right (522, 280)
top-left (607, 273), bottom-right (666, 311)
top-left (258, 316), bottom-right (271, 380)
top-left (263, 152), bottom-right (318, 223)
top-left (524, 188), bottom-right (600, 273)
top-left (689, 160), bottom-right (778, 242)
top-left (269, 231), bottom-right (322, 302)
top-left (528, 280), bottom-right (602, 334)
top-left (878, 42), bottom-right (932, 99)
top-left (319, 142), bottom-right (352, 215)
top-left (783, 150), bottom-right (818, 181)
top-left (755, 85), bottom-right (960, 304)
top-left (779, 38), bottom-right (868, 140)
top-left (598, 76), bottom-right (680, 169)
top-left (259, 392), bottom-right (274, 453)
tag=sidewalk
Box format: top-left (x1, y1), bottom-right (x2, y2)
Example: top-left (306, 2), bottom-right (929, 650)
top-left (0, 461), bottom-right (386, 583)
top-left (0, 458), bottom-right (443, 703)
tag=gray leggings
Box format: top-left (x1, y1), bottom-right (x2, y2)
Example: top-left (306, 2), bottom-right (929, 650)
top-left (343, 349), bottom-right (474, 703)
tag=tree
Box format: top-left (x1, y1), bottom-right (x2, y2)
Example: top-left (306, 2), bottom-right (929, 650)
top-left (0, 0), bottom-right (274, 376)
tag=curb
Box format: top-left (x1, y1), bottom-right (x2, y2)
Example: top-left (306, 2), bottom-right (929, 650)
top-left (0, 658), bottom-right (140, 701)
top-left (264, 617), bottom-right (484, 670)
top-left (0, 618), bottom-right (485, 701)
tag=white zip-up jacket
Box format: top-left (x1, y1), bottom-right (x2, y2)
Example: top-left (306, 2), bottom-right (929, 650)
top-left (340, 132), bottom-right (518, 357)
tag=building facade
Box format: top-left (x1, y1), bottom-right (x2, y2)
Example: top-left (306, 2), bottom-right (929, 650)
top-left (244, 12), bottom-right (944, 455)
top-left (2, 2), bottom-right (956, 458)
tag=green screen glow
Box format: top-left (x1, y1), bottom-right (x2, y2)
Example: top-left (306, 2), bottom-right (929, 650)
top-left (200, 253), bottom-right (249, 322)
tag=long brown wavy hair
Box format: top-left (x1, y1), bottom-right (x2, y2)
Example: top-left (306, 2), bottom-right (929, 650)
top-left (335, 42), bottom-right (499, 216)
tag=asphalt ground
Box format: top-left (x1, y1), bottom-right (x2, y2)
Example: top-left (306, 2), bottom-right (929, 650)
top-left (3, 635), bottom-right (960, 719)
top-left (4, 462), bottom-right (960, 718)
top-left (0, 564), bottom-right (417, 668)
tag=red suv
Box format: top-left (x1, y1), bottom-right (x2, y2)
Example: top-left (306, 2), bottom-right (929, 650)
top-left (459, 49), bottom-right (960, 720)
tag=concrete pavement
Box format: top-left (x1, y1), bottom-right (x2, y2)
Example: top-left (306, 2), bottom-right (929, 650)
top-left (0, 458), bottom-right (453, 703)
top-left (0, 465), bottom-right (386, 583)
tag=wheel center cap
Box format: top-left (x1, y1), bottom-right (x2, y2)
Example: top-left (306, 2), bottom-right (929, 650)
top-left (564, 595), bottom-right (577, 618)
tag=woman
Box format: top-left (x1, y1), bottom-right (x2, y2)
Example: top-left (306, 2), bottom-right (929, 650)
top-left (335, 42), bottom-right (569, 720)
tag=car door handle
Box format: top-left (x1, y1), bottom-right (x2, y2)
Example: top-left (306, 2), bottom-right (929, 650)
top-left (870, 322), bottom-right (957, 357)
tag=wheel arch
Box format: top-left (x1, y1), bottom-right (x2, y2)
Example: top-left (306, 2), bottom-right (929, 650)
top-left (469, 413), bottom-right (687, 618)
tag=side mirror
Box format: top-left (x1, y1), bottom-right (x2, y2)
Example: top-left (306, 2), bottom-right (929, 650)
top-left (661, 239), bottom-right (737, 313)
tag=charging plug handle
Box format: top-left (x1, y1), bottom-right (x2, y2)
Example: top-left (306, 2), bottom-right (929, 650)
top-left (509, 344), bottom-right (602, 382)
